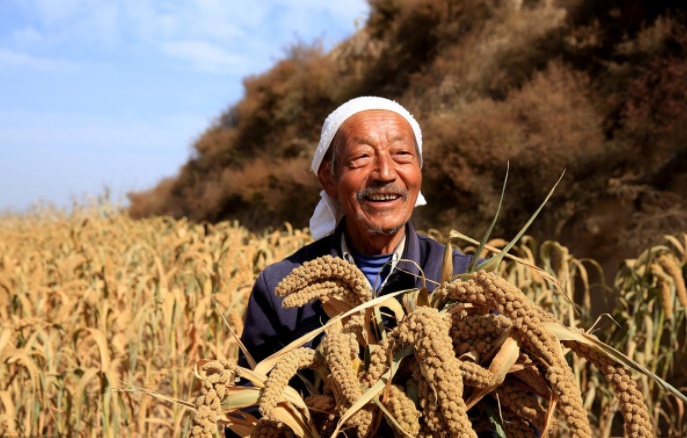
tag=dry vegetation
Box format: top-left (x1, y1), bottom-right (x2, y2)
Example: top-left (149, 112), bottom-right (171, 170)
top-left (128, 0), bottom-right (687, 269)
top-left (0, 202), bottom-right (310, 437)
top-left (1, 203), bottom-right (686, 437)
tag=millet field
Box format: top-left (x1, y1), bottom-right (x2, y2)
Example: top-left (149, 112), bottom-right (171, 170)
top-left (1, 201), bottom-right (685, 437)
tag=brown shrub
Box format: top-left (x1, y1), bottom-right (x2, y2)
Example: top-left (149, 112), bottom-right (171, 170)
top-left (420, 61), bottom-right (607, 235)
top-left (129, 0), bottom-right (687, 267)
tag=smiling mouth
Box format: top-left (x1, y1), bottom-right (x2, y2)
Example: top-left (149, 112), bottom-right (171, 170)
top-left (363, 193), bottom-right (402, 202)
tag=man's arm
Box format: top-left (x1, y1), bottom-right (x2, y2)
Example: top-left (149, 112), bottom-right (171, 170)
top-left (226, 271), bottom-right (283, 438)
top-left (453, 250), bottom-right (486, 276)
top-left (237, 270), bottom-right (282, 368)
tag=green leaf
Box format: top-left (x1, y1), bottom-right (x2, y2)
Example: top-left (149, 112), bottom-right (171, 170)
top-left (405, 379), bottom-right (420, 410)
top-left (468, 162), bottom-right (509, 273)
top-left (469, 170), bottom-right (565, 274)
top-left (484, 400), bottom-right (507, 438)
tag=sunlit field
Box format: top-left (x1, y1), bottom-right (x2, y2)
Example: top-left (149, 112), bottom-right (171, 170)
top-left (1, 202), bottom-right (685, 437)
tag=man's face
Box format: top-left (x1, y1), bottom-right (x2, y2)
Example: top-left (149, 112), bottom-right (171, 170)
top-left (319, 110), bottom-right (422, 236)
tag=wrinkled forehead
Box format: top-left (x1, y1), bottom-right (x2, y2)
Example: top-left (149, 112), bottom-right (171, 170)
top-left (334, 110), bottom-right (418, 148)
top-left (311, 96), bottom-right (424, 175)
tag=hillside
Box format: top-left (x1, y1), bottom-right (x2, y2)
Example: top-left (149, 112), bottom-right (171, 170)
top-left (129, 0), bottom-right (687, 268)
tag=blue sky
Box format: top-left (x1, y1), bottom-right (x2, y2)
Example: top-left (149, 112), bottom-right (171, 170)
top-left (0, 0), bottom-right (369, 211)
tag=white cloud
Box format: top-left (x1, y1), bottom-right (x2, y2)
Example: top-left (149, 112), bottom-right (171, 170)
top-left (272, 0), bottom-right (368, 21)
top-left (12, 27), bottom-right (43, 44)
top-left (159, 40), bottom-right (248, 74)
top-left (0, 50), bottom-right (76, 71)
top-left (6, 0), bottom-right (369, 73)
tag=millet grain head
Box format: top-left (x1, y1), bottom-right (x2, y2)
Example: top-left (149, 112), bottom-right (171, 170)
top-left (250, 418), bottom-right (284, 438)
top-left (362, 334), bottom-right (399, 388)
top-left (564, 340), bottom-right (654, 438)
top-left (501, 408), bottom-right (538, 438)
top-left (275, 255), bottom-right (372, 307)
top-left (497, 380), bottom-right (550, 430)
top-left (188, 360), bottom-right (237, 438)
top-left (653, 263), bottom-right (674, 319)
top-left (397, 307), bottom-right (477, 438)
top-left (442, 272), bottom-right (591, 438)
top-left (259, 348), bottom-right (325, 418)
top-left (450, 313), bottom-right (512, 360)
top-left (306, 394), bottom-right (338, 437)
top-left (658, 254), bottom-right (687, 308)
top-left (325, 332), bottom-right (374, 437)
top-left (511, 366), bottom-right (551, 397)
top-left (457, 360), bottom-right (494, 390)
top-left (383, 384), bottom-right (422, 437)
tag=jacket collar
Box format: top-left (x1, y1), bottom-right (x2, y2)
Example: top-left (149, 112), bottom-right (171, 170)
top-left (328, 218), bottom-right (424, 293)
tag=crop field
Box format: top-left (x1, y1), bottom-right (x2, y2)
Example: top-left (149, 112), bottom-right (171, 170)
top-left (1, 203), bottom-right (686, 437)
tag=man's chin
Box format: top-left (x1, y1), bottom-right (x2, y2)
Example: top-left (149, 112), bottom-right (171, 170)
top-left (369, 225), bottom-right (405, 236)
top-left (355, 213), bottom-right (406, 236)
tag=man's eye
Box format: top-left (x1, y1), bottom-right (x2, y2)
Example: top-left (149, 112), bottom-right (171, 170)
top-left (394, 151), bottom-right (415, 162)
top-left (348, 155), bottom-right (372, 167)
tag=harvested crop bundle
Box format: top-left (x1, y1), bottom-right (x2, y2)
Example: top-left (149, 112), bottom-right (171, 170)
top-left (186, 255), bottom-right (672, 438)
top-left (442, 272), bottom-right (591, 438)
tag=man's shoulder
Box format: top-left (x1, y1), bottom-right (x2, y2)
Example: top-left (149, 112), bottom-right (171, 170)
top-left (259, 235), bottom-right (335, 288)
top-left (415, 232), bottom-right (473, 260)
top-left (415, 231), bottom-right (476, 276)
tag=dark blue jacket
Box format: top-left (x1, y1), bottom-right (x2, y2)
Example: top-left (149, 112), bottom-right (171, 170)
top-left (237, 219), bottom-right (477, 368)
top-left (227, 219), bottom-right (494, 437)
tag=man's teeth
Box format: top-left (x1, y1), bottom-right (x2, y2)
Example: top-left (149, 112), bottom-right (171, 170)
top-left (367, 194), bottom-right (400, 201)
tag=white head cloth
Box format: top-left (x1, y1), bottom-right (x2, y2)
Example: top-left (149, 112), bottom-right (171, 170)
top-left (309, 96), bottom-right (427, 240)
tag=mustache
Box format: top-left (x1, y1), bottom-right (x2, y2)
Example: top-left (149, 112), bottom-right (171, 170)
top-left (356, 184), bottom-right (409, 200)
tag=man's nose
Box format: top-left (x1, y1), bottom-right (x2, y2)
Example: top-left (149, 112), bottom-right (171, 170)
top-left (373, 153), bottom-right (397, 182)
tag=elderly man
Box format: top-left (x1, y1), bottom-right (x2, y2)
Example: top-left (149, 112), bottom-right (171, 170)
top-left (232, 97), bottom-right (485, 436)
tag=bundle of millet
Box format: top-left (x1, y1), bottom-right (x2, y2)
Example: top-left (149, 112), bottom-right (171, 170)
top-left (439, 271), bottom-right (592, 438)
top-left (187, 255), bottom-right (656, 438)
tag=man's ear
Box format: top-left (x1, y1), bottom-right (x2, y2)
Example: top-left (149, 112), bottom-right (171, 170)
top-left (317, 162), bottom-right (338, 200)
